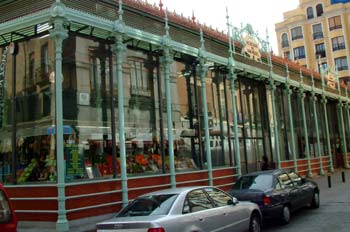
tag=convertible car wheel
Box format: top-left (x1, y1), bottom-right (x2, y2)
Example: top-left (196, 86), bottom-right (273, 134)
top-left (280, 205), bottom-right (291, 225)
top-left (249, 215), bottom-right (261, 232)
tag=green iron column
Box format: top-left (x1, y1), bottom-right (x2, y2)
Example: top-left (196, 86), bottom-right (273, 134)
top-left (298, 90), bottom-right (312, 177)
top-left (113, 0), bottom-right (128, 206)
top-left (269, 81), bottom-right (281, 169)
top-left (285, 86), bottom-right (297, 172)
top-left (345, 99), bottom-right (350, 168)
top-left (338, 102), bottom-right (349, 168)
top-left (336, 72), bottom-right (349, 169)
top-left (226, 11), bottom-right (241, 176)
top-left (311, 74), bottom-right (324, 175)
top-left (321, 96), bottom-right (334, 172)
top-left (49, 1), bottom-right (69, 231)
top-left (214, 73), bottom-right (225, 160)
top-left (162, 12), bottom-right (176, 188)
top-left (265, 30), bottom-right (281, 170)
top-left (311, 93), bottom-right (324, 175)
top-left (228, 69), bottom-right (241, 176)
top-left (320, 65), bottom-right (334, 172)
top-left (198, 29), bottom-right (213, 186)
top-left (285, 65), bottom-right (297, 172)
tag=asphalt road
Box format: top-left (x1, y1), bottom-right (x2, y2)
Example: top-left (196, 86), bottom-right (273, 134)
top-left (263, 169), bottom-right (350, 232)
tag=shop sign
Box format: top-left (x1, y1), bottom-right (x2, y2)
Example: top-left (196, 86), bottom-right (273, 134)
top-left (65, 144), bottom-right (85, 180)
top-left (0, 46), bottom-right (9, 128)
top-left (241, 35), bottom-right (261, 62)
top-left (327, 72), bottom-right (336, 89)
top-left (47, 125), bottom-right (73, 135)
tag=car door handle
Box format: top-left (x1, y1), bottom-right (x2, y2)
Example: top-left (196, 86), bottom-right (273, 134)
top-left (223, 212), bottom-right (228, 216)
top-left (199, 218), bottom-right (204, 222)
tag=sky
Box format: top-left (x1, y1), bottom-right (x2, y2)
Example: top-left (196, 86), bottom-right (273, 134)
top-left (146, 0), bottom-right (299, 54)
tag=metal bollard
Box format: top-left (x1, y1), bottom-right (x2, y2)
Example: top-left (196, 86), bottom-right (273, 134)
top-left (328, 175), bottom-right (332, 188)
top-left (342, 171), bottom-right (346, 183)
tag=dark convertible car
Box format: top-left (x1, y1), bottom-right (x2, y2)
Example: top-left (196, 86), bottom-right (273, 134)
top-left (228, 169), bottom-right (319, 224)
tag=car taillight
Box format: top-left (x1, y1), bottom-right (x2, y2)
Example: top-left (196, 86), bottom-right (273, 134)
top-left (148, 228), bottom-right (165, 232)
top-left (0, 191), bottom-right (12, 223)
top-left (263, 195), bottom-right (272, 206)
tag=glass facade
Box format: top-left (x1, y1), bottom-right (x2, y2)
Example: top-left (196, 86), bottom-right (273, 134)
top-left (0, 28), bottom-right (346, 185)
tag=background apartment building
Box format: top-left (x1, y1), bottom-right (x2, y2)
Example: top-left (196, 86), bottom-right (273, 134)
top-left (276, 0), bottom-right (350, 84)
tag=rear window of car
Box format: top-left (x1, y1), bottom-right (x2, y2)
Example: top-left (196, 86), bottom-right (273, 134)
top-left (118, 194), bottom-right (178, 217)
top-left (234, 174), bottom-right (273, 191)
top-left (0, 190), bottom-right (12, 223)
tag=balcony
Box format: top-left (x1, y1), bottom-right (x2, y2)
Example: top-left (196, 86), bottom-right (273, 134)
top-left (336, 65), bottom-right (348, 71)
top-left (329, 25), bottom-right (342, 31)
top-left (294, 55), bottom-right (306, 60)
top-left (292, 35), bottom-right (303, 41)
top-left (332, 44), bottom-right (346, 51)
top-left (315, 51), bottom-right (326, 58)
top-left (313, 32), bottom-right (323, 40)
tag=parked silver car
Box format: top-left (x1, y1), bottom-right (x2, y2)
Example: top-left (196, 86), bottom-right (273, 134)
top-left (96, 186), bottom-right (262, 232)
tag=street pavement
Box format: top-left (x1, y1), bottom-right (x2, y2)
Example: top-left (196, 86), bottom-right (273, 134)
top-left (263, 169), bottom-right (350, 232)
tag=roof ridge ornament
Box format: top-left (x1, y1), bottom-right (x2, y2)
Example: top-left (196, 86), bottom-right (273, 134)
top-left (118, 0), bottom-right (124, 21)
top-left (114, 0), bottom-right (126, 34)
top-left (165, 9), bottom-right (169, 38)
top-left (200, 28), bottom-right (204, 50)
top-left (161, 9), bottom-right (171, 49)
top-left (159, 0), bottom-right (163, 11)
top-left (191, 10), bottom-right (196, 23)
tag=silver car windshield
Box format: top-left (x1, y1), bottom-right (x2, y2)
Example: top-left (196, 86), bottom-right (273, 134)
top-left (118, 194), bottom-right (178, 217)
top-left (234, 174), bottom-right (273, 191)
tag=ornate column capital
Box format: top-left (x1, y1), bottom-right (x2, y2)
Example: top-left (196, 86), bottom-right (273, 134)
top-left (267, 80), bottom-right (276, 91)
top-left (297, 89), bottom-right (305, 99)
top-left (50, 1), bottom-right (68, 42)
top-left (284, 85), bottom-right (293, 95)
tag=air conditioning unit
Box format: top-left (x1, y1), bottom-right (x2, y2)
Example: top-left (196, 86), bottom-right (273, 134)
top-left (78, 92), bottom-right (90, 106)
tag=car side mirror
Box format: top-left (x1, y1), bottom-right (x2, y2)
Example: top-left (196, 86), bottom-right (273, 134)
top-left (183, 205), bottom-right (190, 214)
top-left (228, 197), bottom-right (239, 205)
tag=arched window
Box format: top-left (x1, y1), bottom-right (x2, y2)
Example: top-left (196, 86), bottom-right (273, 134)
top-left (281, 33), bottom-right (289, 48)
top-left (307, 7), bottom-right (314, 19)
top-left (316, 4), bottom-right (323, 17)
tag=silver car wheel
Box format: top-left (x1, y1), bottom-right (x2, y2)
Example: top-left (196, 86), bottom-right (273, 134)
top-left (249, 216), bottom-right (261, 232)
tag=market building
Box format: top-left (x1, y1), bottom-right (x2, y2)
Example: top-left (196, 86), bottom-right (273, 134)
top-left (0, 0), bottom-right (349, 231)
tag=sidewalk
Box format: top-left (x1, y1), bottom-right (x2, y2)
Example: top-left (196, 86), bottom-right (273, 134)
top-left (310, 168), bottom-right (350, 200)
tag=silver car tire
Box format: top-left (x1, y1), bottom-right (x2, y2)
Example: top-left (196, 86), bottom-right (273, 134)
top-left (280, 205), bottom-right (291, 225)
top-left (311, 191), bottom-right (320, 209)
top-left (249, 215), bottom-right (261, 232)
